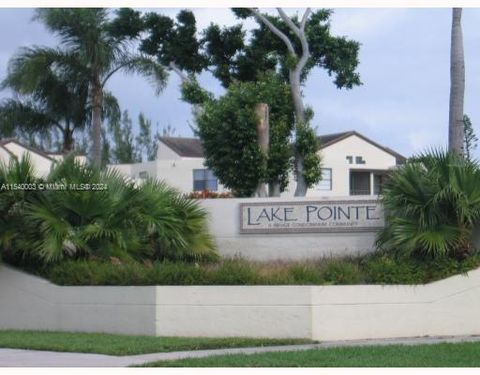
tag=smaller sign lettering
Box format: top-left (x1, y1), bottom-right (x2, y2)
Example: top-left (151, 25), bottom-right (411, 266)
top-left (240, 200), bottom-right (384, 234)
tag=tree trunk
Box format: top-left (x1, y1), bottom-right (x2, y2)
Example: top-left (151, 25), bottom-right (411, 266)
top-left (60, 119), bottom-right (75, 156)
top-left (269, 182), bottom-right (281, 197)
top-left (91, 78), bottom-right (104, 167)
top-left (247, 8), bottom-right (312, 197)
top-left (255, 103), bottom-right (269, 198)
top-left (62, 128), bottom-right (74, 154)
top-left (290, 69), bottom-right (308, 197)
top-left (449, 8), bottom-right (465, 155)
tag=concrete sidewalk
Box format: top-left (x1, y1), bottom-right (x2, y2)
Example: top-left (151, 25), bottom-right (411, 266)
top-left (1, 335), bottom-right (480, 367)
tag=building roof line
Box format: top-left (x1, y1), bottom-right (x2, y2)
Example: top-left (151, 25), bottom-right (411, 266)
top-left (158, 131), bottom-right (407, 164)
top-left (0, 138), bottom-right (56, 161)
top-left (318, 130), bottom-right (406, 164)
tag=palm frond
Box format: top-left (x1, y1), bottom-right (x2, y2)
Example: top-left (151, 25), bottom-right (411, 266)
top-left (104, 53), bottom-right (168, 94)
top-left (378, 148), bottom-right (480, 258)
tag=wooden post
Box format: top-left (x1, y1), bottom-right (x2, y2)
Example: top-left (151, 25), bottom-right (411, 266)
top-left (255, 103), bottom-right (269, 198)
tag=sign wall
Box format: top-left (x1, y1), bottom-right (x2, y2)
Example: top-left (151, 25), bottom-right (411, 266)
top-left (240, 199), bottom-right (384, 234)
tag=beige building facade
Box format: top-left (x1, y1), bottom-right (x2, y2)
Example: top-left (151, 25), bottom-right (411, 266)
top-left (0, 138), bottom-right (86, 177)
top-left (109, 131), bottom-right (405, 197)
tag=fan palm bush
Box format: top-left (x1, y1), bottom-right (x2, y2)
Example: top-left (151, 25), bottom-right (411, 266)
top-left (0, 156), bottom-right (217, 265)
top-left (0, 155), bottom-right (40, 258)
top-left (377, 149), bottom-right (480, 258)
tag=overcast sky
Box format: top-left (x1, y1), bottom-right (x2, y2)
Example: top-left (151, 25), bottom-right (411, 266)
top-left (1, 7), bottom-right (480, 159)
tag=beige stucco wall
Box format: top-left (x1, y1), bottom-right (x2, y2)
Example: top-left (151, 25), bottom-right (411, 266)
top-left (48, 154), bottom-right (87, 166)
top-left (1, 264), bottom-right (480, 340)
top-left (200, 196), bottom-right (380, 260)
top-left (0, 265), bottom-right (156, 335)
top-left (311, 270), bottom-right (480, 340)
top-left (0, 147), bottom-right (11, 166)
top-left (155, 286), bottom-right (312, 338)
top-left (1, 142), bottom-right (53, 177)
top-left (156, 141), bottom-right (182, 160)
top-left (109, 134), bottom-right (400, 197)
top-left (282, 134), bottom-right (398, 197)
top-left (108, 158), bottom-right (228, 194)
top-left (108, 163), bottom-right (133, 177)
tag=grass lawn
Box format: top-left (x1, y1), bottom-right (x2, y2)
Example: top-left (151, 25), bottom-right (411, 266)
top-left (0, 330), bottom-right (313, 356)
top-left (141, 341), bottom-right (480, 367)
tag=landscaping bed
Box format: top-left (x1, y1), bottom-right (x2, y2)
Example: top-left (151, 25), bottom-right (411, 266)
top-left (20, 252), bottom-right (480, 286)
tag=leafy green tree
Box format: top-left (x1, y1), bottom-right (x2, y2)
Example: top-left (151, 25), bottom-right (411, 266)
top-left (108, 110), bottom-right (141, 164)
top-left (136, 113), bottom-right (161, 162)
top-left (161, 124), bottom-right (177, 137)
top-left (184, 74), bottom-right (297, 197)
top-left (377, 149), bottom-right (480, 259)
top-left (233, 8), bottom-right (360, 195)
top-left (114, 8), bottom-right (360, 196)
top-left (17, 8), bottom-right (168, 166)
top-left (463, 114), bottom-right (477, 161)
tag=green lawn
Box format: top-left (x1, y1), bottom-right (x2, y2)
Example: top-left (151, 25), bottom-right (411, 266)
top-left (0, 330), bottom-right (313, 356)
top-left (142, 341), bottom-right (480, 367)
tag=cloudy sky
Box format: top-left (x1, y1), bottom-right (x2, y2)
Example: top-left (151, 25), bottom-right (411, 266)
top-left (1, 7), bottom-right (480, 159)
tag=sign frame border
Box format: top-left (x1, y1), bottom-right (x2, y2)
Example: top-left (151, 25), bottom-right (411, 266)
top-left (239, 199), bottom-right (384, 234)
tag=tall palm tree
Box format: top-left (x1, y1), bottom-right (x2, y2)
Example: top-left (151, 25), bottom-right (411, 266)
top-left (449, 8), bottom-right (465, 155)
top-left (1, 50), bottom-right (122, 153)
top-left (29, 9), bottom-right (167, 166)
top-left (1, 51), bottom-right (90, 152)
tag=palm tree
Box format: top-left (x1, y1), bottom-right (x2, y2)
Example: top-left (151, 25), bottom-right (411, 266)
top-left (449, 8), bottom-right (465, 155)
top-left (377, 149), bottom-right (480, 259)
top-left (29, 9), bottom-right (167, 166)
top-left (1, 50), bottom-right (120, 154)
top-left (1, 51), bottom-right (90, 153)
top-left (0, 156), bottom-right (217, 264)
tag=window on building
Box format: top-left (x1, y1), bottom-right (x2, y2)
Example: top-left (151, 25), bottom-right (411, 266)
top-left (193, 169), bottom-right (218, 191)
top-left (374, 173), bottom-right (386, 195)
top-left (315, 168), bottom-right (332, 190)
top-left (355, 156), bottom-right (366, 164)
top-left (350, 171), bottom-right (371, 195)
top-left (138, 171), bottom-right (148, 179)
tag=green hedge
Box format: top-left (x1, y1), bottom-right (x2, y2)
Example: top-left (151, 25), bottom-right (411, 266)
top-left (40, 252), bottom-right (480, 286)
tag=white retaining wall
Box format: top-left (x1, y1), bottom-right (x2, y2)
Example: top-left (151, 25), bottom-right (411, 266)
top-left (1, 264), bottom-right (480, 341)
top-left (0, 265), bottom-right (156, 336)
top-left (200, 197), bottom-right (379, 261)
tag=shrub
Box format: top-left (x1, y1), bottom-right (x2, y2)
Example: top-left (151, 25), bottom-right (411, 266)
top-left (322, 260), bottom-right (362, 284)
top-left (0, 156), bottom-right (218, 265)
top-left (361, 254), bottom-right (419, 284)
top-left (147, 262), bottom-right (209, 285)
top-left (185, 190), bottom-right (233, 199)
top-left (208, 258), bottom-right (260, 285)
top-left (0, 155), bottom-right (40, 259)
top-left (377, 149), bottom-right (480, 259)
top-left (288, 264), bottom-right (324, 284)
top-left (41, 253), bottom-right (480, 286)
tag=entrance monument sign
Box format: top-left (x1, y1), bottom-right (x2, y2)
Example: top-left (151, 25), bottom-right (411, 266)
top-left (240, 199), bottom-right (384, 234)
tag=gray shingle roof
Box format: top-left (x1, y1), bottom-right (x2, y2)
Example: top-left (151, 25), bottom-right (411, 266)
top-left (159, 137), bottom-right (204, 158)
top-left (159, 131), bottom-right (406, 164)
